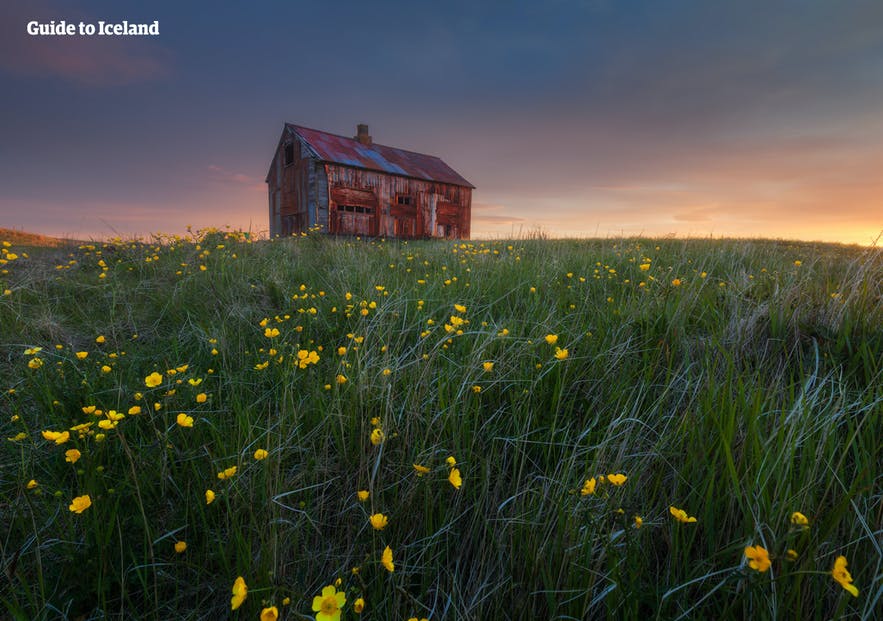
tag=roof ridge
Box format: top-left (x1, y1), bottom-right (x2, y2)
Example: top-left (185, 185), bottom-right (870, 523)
top-left (286, 123), bottom-right (446, 161)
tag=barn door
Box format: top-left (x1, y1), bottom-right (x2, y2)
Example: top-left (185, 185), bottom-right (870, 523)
top-left (330, 187), bottom-right (378, 236)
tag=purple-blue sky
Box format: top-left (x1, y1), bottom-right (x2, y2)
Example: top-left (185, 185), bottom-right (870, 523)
top-left (1, 0), bottom-right (882, 244)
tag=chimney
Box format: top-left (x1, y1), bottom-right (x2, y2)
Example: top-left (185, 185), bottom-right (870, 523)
top-left (355, 124), bottom-right (372, 145)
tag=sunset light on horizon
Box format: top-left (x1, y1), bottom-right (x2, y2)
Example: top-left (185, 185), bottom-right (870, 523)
top-left (2, 1), bottom-right (882, 246)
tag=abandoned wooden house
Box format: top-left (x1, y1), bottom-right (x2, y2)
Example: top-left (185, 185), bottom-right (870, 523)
top-left (266, 123), bottom-right (474, 239)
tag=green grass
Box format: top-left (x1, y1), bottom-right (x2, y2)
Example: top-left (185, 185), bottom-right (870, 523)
top-left (1, 231), bottom-right (880, 620)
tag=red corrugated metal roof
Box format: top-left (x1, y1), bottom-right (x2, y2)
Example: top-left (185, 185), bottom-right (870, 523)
top-left (286, 123), bottom-right (474, 188)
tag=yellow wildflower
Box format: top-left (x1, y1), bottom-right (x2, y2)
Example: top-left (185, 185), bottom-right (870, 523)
top-left (75, 351), bottom-right (89, 360)
top-left (482, 361), bottom-right (494, 373)
top-left (217, 466), bottom-right (237, 480)
top-left (581, 478), bottom-right (597, 495)
top-left (446, 456), bottom-right (457, 467)
top-left (69, 494), bottom-right (92, 514)
top-left (253, 448), bottom-right (268, 460)
top-left (260, 606), bottom-right (278, 621)
top-left (336, 374), bottom-right (347, 384)
top-left (744, 545), bottom-right (771, 572)
top-left (369, 513), bottom-right (389, 530)
top-left (174, 541), bottom-right (187, 553)
top-left (671, 278), bottom-right (682, 286)
top-left (381, 545), bottom-right (395, 572)
top-left (634, 515), bottom-right (643, 528)
top-left (607, 473), bottom-right (627, 486)
top-left (454, 304), bottom-right (467, 313)
top-left (231, 576), bottom-right (247, 610)
top-left (790, 511), bottom-right (809, 527)
top-left (312, 584), bottom-right (346, 621)
top-left (448, 468), bottom-right (462, 489)
top-left (42, 430), bottom-right (70, 445)
top-left (353, 597), bottom-right (365, 613)
top-left (145, 372), bottom-right (163, 387)
top-left (28, 358), bottom-right (43, 369)
top-left (128, 405), bottom-right (141, 415)
top-left (176, 413), bottom-right (194, 428)
top-left (357, 490), bottom-right (369, 502)
top-left (95, 335), bottom-right (105, 344)
top-left (669, 506), bottom-right (697, 523)
top-left (544, 334), bottom-right (558, 345)
top-left (831, 556), bottom-right (859, 597)
top-left (264, 327), bottom-right (280, 338)
top-left (205, 489), bottom-right (216, 505)
top-left (370, 428), bottom-right (384, 445)
top-left (27, 479), bottom-right (38, 489)
top-left (195, 393), bottom-right (207, 403)
top-left (554, 347), bottom-right (569, 360)
top-left (65, 449), bottom-right (82, 463)
top-left (413, 463), bottom-right (430, 476)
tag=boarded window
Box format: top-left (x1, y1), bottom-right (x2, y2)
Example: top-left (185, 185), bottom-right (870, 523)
top-left (284, 143), bottom-right (294, 166)
top-left (396, 195), bottom-right (413, 206)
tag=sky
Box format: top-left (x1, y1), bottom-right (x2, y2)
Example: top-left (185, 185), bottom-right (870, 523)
top-left (1, 0), bottom-right (882, 245)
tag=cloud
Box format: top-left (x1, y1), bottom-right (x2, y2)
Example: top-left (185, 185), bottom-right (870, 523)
top-left (207, 165), bottom-right (265, 193)
top-left (0, 1), bottom-right (169, 85)
top-left (471, 202), bottom-right (527, 226)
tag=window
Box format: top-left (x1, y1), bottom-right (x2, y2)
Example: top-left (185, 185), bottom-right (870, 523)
top-left (339, 205), bottom-right (374, 214)
top-left (284, 142), bottom-right (294, 166)
top-left (396, 195), bottom-right (413, 206)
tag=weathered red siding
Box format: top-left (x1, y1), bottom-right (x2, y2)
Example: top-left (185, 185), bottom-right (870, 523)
top-left (266, 124), bottom-right (472, 239)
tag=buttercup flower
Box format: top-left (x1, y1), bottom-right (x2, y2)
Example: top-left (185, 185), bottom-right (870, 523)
top-left (217, 466), bottom-right (237, 480)
top-left (448, 468), bottom-right (462, 489)
top-left (607, 473), bottom-right (627, 486)
top-left (831, 556), bottom-right (859, 597)
top-left (744, 545), bottom-right (771, 572)
top-left (482, 361), bottom-right (494, 372)
top-left (75, 351), bottom-right (88, 360)
top-left (545, 334), bottom-right (558, 345)
top-left (195, 393), bottom-right (207, 403)
top-left (231, 576), bottom-right (247, 610)
top-left (580, 477), bottom-right (597, 496)
top-left (413, 463), bottom-right (430, 476)
top-left (176, 413), bottom-right (194, 428)
top-left (42, 430), bottom-right (70, 445)
top-left (145, 372), bottom-right (163, 388)
top-left (205, 489), bottom-right (216, 505)
top-left (669, 506), bottom-right (697, 523)
top-left (312, 584), bottom-right (346, 621)
top-left (370, 428), bottom-right (384, 446)
top-left (254, 448), bottom-right (268, 460)
top-left (353, 597), bottom-right (365, 613)
top-left (27, 479), bottom-right (38, 489)
top-left (65, 449), bottom-right (82, 463)
top-left (264, 327), bottom-right (280, 338)
top-left (554, 347), bottom-right (569, 360)
top-left (790, 511), bottom-right (809, 527)
top-left (175, 541), bottom-right (187, 553)
top-left (369, 513), bottom-right (388, 530)
top-left (357, 490), bottom-right (369, 502)
top-left (260, 606), bottom-right (278, 621)
top-left (69, 494), bottom-right (92, 514)
top-left (381, 545), bottom-right (395, 572)
top-left (634, 515), bottom-right (643, 528)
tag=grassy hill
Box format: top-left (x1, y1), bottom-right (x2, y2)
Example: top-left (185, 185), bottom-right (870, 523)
top-left (1, 230), bottom-right (880, 620)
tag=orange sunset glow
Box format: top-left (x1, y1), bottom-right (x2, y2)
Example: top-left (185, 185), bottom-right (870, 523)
top-left (1, 1), bottom-right (881, 245)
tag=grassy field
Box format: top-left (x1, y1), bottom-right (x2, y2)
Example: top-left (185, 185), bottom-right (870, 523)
top-left (1, 230), bottom-right (880, 620)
